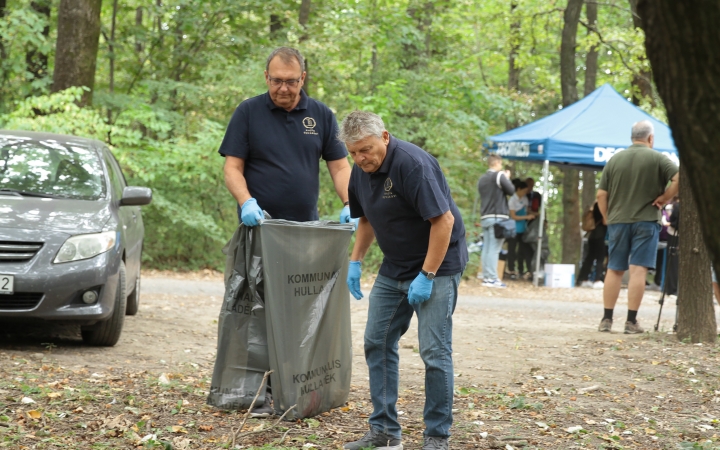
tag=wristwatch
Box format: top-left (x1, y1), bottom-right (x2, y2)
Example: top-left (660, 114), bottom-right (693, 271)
top-left (420, 269), bottom-right (436, 280)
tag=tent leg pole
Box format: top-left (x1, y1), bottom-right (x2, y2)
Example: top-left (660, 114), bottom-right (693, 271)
top-left (533, 160), bottom-right (550, 287)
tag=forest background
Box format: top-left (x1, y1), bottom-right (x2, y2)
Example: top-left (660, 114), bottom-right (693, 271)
top-left (0, 0), bottom-right (661, 274)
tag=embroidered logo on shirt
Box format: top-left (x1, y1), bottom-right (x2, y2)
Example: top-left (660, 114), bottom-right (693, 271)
top-left (303, 117), bottom-right (318, 135)
top-left (383, 178), bottom-right (396, 199)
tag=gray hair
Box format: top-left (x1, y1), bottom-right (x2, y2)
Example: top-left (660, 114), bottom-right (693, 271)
top-left (338, 111), bottom-right (386, 145)
top-left (631, 120), bottom-right (654, 141)
top-left (266, 47), bottom-right (305, 72)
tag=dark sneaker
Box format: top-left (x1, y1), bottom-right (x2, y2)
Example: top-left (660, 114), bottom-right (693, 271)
top-left (598, 318), bottom-right (613, 332)
top-left (249, 393), bottom-right (274, 418)
top-left (624, 321), bottom-right (645, 334)
top-left (343, 428), bottom-right (403, 450)
top-left (423, 436), bottom-right (449, 450)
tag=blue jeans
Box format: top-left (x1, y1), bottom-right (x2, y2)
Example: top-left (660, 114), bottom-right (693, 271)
top-left (481, 217), bottom-right (506, 280)
top-left (364, 273), bottom-right (460, 439)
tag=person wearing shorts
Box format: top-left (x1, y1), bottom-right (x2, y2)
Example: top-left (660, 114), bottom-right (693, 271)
top-left (596, 120), bottom-right (679, 334)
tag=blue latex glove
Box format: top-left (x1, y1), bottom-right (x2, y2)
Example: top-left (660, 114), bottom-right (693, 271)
top-left (340, 206), bottom-right (360, 231)
top-left (347, 261), bottom-right (363, 300)
top-left (340, 205), bottom-right (359, 230)
top-left (241, 198), bottom-right (264, 227)
top-left (408, 272), bottom-right (434, 305)
top-left (340, 205), bottom-right (351, 223)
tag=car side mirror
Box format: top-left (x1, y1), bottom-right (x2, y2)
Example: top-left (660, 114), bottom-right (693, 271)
top-left (120, 186), bottom-right (152, 206)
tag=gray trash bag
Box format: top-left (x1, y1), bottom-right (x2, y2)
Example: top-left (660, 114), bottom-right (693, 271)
top-left (206, 224), bottom-right (270, 410)
top-left (260, 220), bottom-right (354, 419)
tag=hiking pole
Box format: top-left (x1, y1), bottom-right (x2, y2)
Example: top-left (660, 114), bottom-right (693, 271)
top-left (654, 231), bottom-right (679, 331)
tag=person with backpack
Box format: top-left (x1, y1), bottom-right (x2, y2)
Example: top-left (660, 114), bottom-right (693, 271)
top-left (577, 201), bottom-right (607, 288)
top-left (477, 154), bottom-right (516, 288)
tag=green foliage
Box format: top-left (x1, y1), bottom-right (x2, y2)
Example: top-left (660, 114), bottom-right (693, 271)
top-left (0, 0), bottom-right (659, 270)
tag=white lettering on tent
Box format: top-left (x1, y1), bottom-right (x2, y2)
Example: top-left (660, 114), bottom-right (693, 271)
top-left (594, 147), bottom-right (679, 165)
top-left (594, 147), bottom-right (625, 162)
top-left (495, 142), bottom-right (530, 158)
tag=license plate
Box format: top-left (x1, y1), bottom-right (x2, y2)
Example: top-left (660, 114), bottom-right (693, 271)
top-left (0, 275), bottom-right (13, 295)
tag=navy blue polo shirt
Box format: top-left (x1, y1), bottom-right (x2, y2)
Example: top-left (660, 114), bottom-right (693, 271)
top-left (218, 91), bottom-right (347, 221)
top-left (348, 136), bottom-right (468, 280)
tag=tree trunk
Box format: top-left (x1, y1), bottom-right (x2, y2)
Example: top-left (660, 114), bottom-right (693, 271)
top-left (402, 1), bottom-right (434, 71)
top-left (581, 171), bottom-right (596, 212)
top-left (135, 7), bottom-right (143, 56)
top-left (298, 0), bottom-right (311, 95)
top-left (583, 0), bottom-right (598, 97)
top-left (561, 168), bottom-right (581, 264)
top-left (107, 0), bottom-right (118, 122)
top-left (628, 0), bottom-right (655, 106)
top-left (270, 14), bottom-right (283, 35)
top-left (676, 164), bottom-right (716, 343)
top-left (560, 0), bottom-right (583, 108)
top-left (638, 1), bottom-right (720, 328)
top-left (26, 0), bottom-right (51, 88)
top-left (52, 0), bottom-right (102, 106)
top-left (581, 1), bottom-right (599, 212)
top-left (0, 0), bottom-right (6, 61)
top-left (506, 1), bottom-right (520, 130)
top-left (560, 0), bottom-right (584, 265)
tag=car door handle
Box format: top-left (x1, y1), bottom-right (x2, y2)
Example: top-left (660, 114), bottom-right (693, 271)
top-left (132, 212), bottom-right (137, 222)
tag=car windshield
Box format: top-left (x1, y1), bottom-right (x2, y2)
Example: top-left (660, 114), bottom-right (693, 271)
top-left (0, 136), bottom-right (105, 200)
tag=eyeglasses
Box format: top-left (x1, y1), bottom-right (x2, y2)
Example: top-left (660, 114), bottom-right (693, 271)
top-left (267, 76), bottom-right (302, 88)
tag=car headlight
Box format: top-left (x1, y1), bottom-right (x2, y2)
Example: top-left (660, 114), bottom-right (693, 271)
top-left (54, 231), bottom-right (117, 263)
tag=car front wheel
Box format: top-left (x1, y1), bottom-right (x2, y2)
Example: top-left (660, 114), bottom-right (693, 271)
top-left (82, 261), bottom-right (127, 346)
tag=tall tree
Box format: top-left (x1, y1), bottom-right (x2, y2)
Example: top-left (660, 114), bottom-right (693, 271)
top-left (638, 0), bottom-right (720, 342)
top-left (675, 165), bottom-right (716, 342)
top-left (105, 0), bottom-right (119, 122)
top-left (299, 0), bottom-right (311, 95)
top-left (506, 1), bottom-right (520, 130)
top-left (559, 0), bottom-right (584, 265)
top-left (26, 0), bottom-right (51, 89)
top-left (52, 0), bottom-right (102, 106)
top-left (0, 0), bottom-right (7, 62)
top-left (581, 0), bottom-right (599, 211)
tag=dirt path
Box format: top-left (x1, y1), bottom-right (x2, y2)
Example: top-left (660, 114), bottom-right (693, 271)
top-left (1, 275), bottom-right (719, 449)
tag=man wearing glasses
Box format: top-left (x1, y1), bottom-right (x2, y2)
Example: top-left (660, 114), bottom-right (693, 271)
top-left (219, 46), bottom-right (352, 227)
top-left (217, 47), bottom-right (352, 417)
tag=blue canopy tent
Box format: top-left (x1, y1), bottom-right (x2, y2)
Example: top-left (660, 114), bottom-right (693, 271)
top-left (485, 83), bottom-right (678, 285)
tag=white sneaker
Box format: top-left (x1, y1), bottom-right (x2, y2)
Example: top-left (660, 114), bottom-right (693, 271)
top-left (592, 281), bottom-right (604, 289)
top-left (482, 279), bottom-right (507, 288)
top-left (580, 281), bottom-right (593, 288)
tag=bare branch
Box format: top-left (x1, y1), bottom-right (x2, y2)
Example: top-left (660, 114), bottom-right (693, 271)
top-left (230, 369), bottom-right (273, 448)
top-left (585, 1), bottom-right (637, 19)
top-left (579, 19), bottom-right (652, 85)
top-left (235, 404), bottom-right (298, 441)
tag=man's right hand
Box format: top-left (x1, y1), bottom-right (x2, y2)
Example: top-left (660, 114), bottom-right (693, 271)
top-left (347, 261), bottom-right (363, 300)
top-left (241, 198), bottom-right (264, 226)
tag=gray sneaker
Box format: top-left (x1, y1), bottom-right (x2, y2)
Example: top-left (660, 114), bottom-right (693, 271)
top-left (598, 318), bottom-right (613, 332)
top-left (624, 321), bottom-right (645, 334)
top-left (343, 428), bottom-right (403, 450)
top-left (423, 436), bottom-right (449, 449)
top-left (249, 393), bottom-right (274, 418)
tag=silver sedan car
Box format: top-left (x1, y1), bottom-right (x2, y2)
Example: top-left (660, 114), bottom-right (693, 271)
top-left (0, 130), bottom-right (152, 346)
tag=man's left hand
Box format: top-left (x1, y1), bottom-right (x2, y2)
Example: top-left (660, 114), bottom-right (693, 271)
top-left (340, 205), bottom-right (359, 229)
top-left (408, 272), bottom-right (434, 305)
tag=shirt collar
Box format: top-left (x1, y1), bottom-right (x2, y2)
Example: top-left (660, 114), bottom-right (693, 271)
top-left (265, 90), bottom-right (309, 111)
top-left (375, 135), bottom-right (398, 174)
